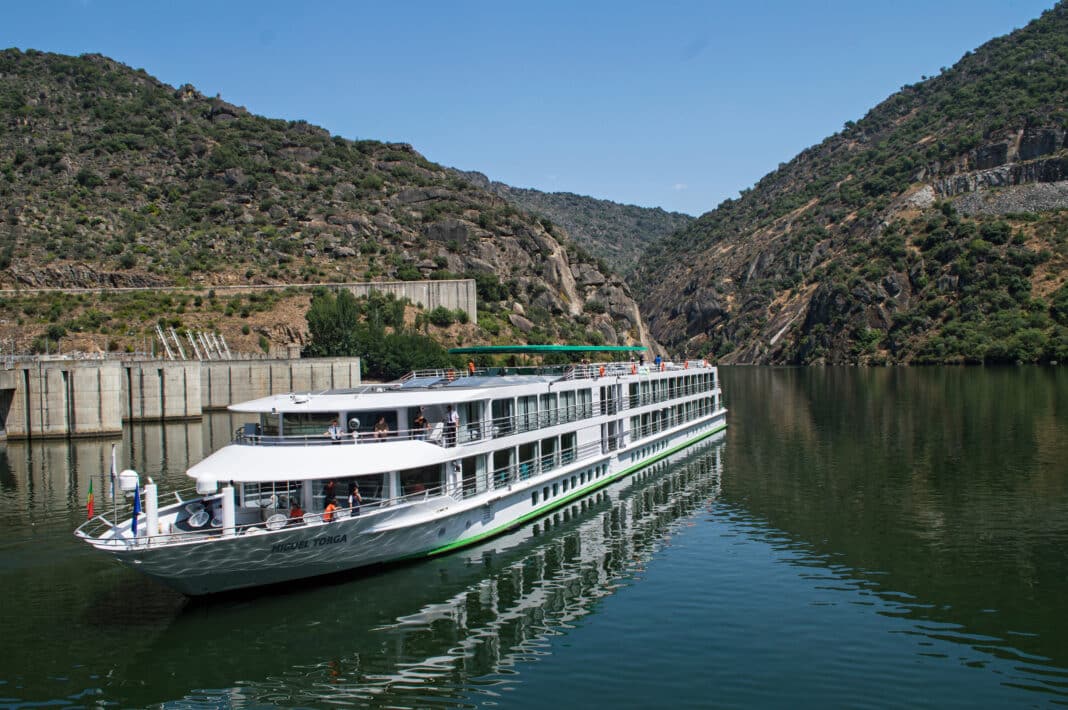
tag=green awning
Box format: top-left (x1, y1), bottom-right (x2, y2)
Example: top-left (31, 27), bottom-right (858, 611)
top-left (448, 345), bottom-right (647, 354)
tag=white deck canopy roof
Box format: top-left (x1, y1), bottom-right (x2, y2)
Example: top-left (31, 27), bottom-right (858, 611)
top-left (186, 440), bottom-right (449, 483)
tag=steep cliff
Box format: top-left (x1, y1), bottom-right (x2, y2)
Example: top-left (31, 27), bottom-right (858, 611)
top-left (636, 3), bottom-right (1068, 364)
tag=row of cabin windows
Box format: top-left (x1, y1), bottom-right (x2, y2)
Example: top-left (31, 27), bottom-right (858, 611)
top-left (627, 372), bottom-right (716, 409)
top-left (488, 431), bottom-right (579, 488)
top-left (491, 389), bottom-right (594, 437)
top-left (241, 465), bottom-right (441, 512)
top-left (531, 463), bottom-right (610, 506)
top-left (635, 439), bottom-right (668, 462)
top-left (629, 396), bottom-right (714, 441)
top-left (256, 372), bottom-right (714, 442)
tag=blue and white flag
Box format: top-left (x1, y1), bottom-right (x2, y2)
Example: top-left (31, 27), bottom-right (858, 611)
top-left (132, 481), bottom-right (141, 536)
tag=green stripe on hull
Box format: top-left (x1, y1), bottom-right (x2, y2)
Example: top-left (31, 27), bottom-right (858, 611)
top-left (416, 421), bottom-right (728, 559)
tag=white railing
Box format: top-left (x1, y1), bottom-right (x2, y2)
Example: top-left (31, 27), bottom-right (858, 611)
top-left (76, 400), bottom-right (721, 550)
top-left (75, 480), bottom-right (468, 549)
top-left (233, 371), bottom-right (717, 450)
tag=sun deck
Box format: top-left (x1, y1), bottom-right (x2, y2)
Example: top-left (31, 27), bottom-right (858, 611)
top-left (225, 360), bottom-right (717, 449)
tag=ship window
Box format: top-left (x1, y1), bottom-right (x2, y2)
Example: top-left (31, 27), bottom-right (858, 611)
top-left (540, 437), bottom-right (558, 472)
top-left (259, 413), bottom-right (281, 436)
top-left (491, 398), bottom-right (514, 437)
top-left (517, 395), bottom-right (539, 433)
top-left (532, 490), bottom-right (539, 506)
top-left (571, 476), bottom-right (577, 489)
top-left (347, 410), bottom-right (397, 439)
top-left (400, 464), bottom-right (441, 496)
top-left (577, 389), bottom-right (593, 418)
top-left (543, 486), bottom-right (550, 500)
top-left (518, 441), bottom-right (538, 479)
top-left (561, 432), bottom-right (577, 465)
top-left (460, 401), bottom-right (483, 442)
top-left (242, 480), bottom-right (300, 509)
top-left (461, 456), bottom-right (480, 497)
top-left (559, 390), bottom-right (576, 423)
top-left (282, 412), bottom-right (337, 437)
top-left (553, 483), bottom-right (559, 496)
top-left (540, 393), bottom-right (558, 427)
top-left (493, 448), bottom-right (515, 487)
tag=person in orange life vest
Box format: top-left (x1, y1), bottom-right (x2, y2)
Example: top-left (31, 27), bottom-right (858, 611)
top-left (323, 497), bottom-right (338, 522)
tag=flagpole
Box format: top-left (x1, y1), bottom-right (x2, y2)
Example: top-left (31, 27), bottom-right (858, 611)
top-left (110, 443), bottom-right (118, 527)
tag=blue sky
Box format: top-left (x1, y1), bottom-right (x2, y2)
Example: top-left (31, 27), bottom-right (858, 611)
top-left (2, 0), bottom-right (1057, 216)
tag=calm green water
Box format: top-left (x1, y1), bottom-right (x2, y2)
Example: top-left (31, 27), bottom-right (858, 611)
top-left (1, 367), bottom-right (1066, 708)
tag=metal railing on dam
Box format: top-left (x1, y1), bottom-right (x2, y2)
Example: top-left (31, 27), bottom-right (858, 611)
top-left (0, 357), bottom-right (361, 440)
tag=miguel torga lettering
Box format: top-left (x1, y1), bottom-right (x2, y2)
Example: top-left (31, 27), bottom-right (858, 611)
top-left (271, 534), bottom-right (348, 553)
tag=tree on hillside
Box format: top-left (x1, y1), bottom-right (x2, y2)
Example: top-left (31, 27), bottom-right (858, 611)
top-left (303, 289), bottom-right (458, 380)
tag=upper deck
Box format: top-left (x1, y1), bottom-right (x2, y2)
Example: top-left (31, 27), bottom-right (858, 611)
top-left (225, 359), bottom-right (720, 449)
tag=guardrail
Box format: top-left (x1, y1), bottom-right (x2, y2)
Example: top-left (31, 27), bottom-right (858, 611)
top-left (231, 376), bottom-right (717, 449)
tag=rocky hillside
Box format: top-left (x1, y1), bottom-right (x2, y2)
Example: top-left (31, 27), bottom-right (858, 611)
top-left (637, 2), bottom-right (1068, 365)
top-left (0, 49), bottom-right (659, 356)
top-left (452, 169), bottom-right (693, 276)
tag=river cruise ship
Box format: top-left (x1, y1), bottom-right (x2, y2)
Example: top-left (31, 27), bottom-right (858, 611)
top-left (75, 346), bottom-right (727, 595)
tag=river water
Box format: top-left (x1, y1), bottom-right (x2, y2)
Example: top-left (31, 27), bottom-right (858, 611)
top-left (0, 367), bottom-right (1066, 708)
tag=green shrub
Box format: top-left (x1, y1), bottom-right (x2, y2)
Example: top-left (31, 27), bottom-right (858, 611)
top-left (428, 306), bottom-right (455, 327)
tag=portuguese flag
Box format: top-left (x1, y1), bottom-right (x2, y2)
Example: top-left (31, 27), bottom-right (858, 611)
top-left (86, 478), bottom-right (94, 519)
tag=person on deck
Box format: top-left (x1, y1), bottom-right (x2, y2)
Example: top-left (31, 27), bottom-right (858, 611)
top-left (348, 482), bottom-right (362, 516)
top-left (468, 359), bottom-right (476, 375)
top-left (373, 416), bottom-right (390, 440)
top-left (289, 499), bottom-right (304, 522)
top-left (323, 497), bottom-right (337, 523)
top-left (325, 419), bottom-right (343, 441)
top-left (445, 404), bottom-right (459, 447)
top-left (412, 407), bottom-right (429, 439)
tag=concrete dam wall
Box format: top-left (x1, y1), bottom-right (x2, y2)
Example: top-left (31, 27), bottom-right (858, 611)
top-left (0, 357), bottom-right (361, 440)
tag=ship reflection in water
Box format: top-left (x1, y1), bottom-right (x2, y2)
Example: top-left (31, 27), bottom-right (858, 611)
top-left (103, 434), bottom-right (725, 707)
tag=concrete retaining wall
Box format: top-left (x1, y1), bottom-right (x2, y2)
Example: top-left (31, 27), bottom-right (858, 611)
top-left (1, 360), bottom-right (125, 439)
top-left (124, 361), bottom-right (203, 422)
top-left (200, 357), bottom-right (360, 411)
top-left (340, 279), bottom-right (476, 323)
top-left (0, 357), bottom-right (361, 439)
